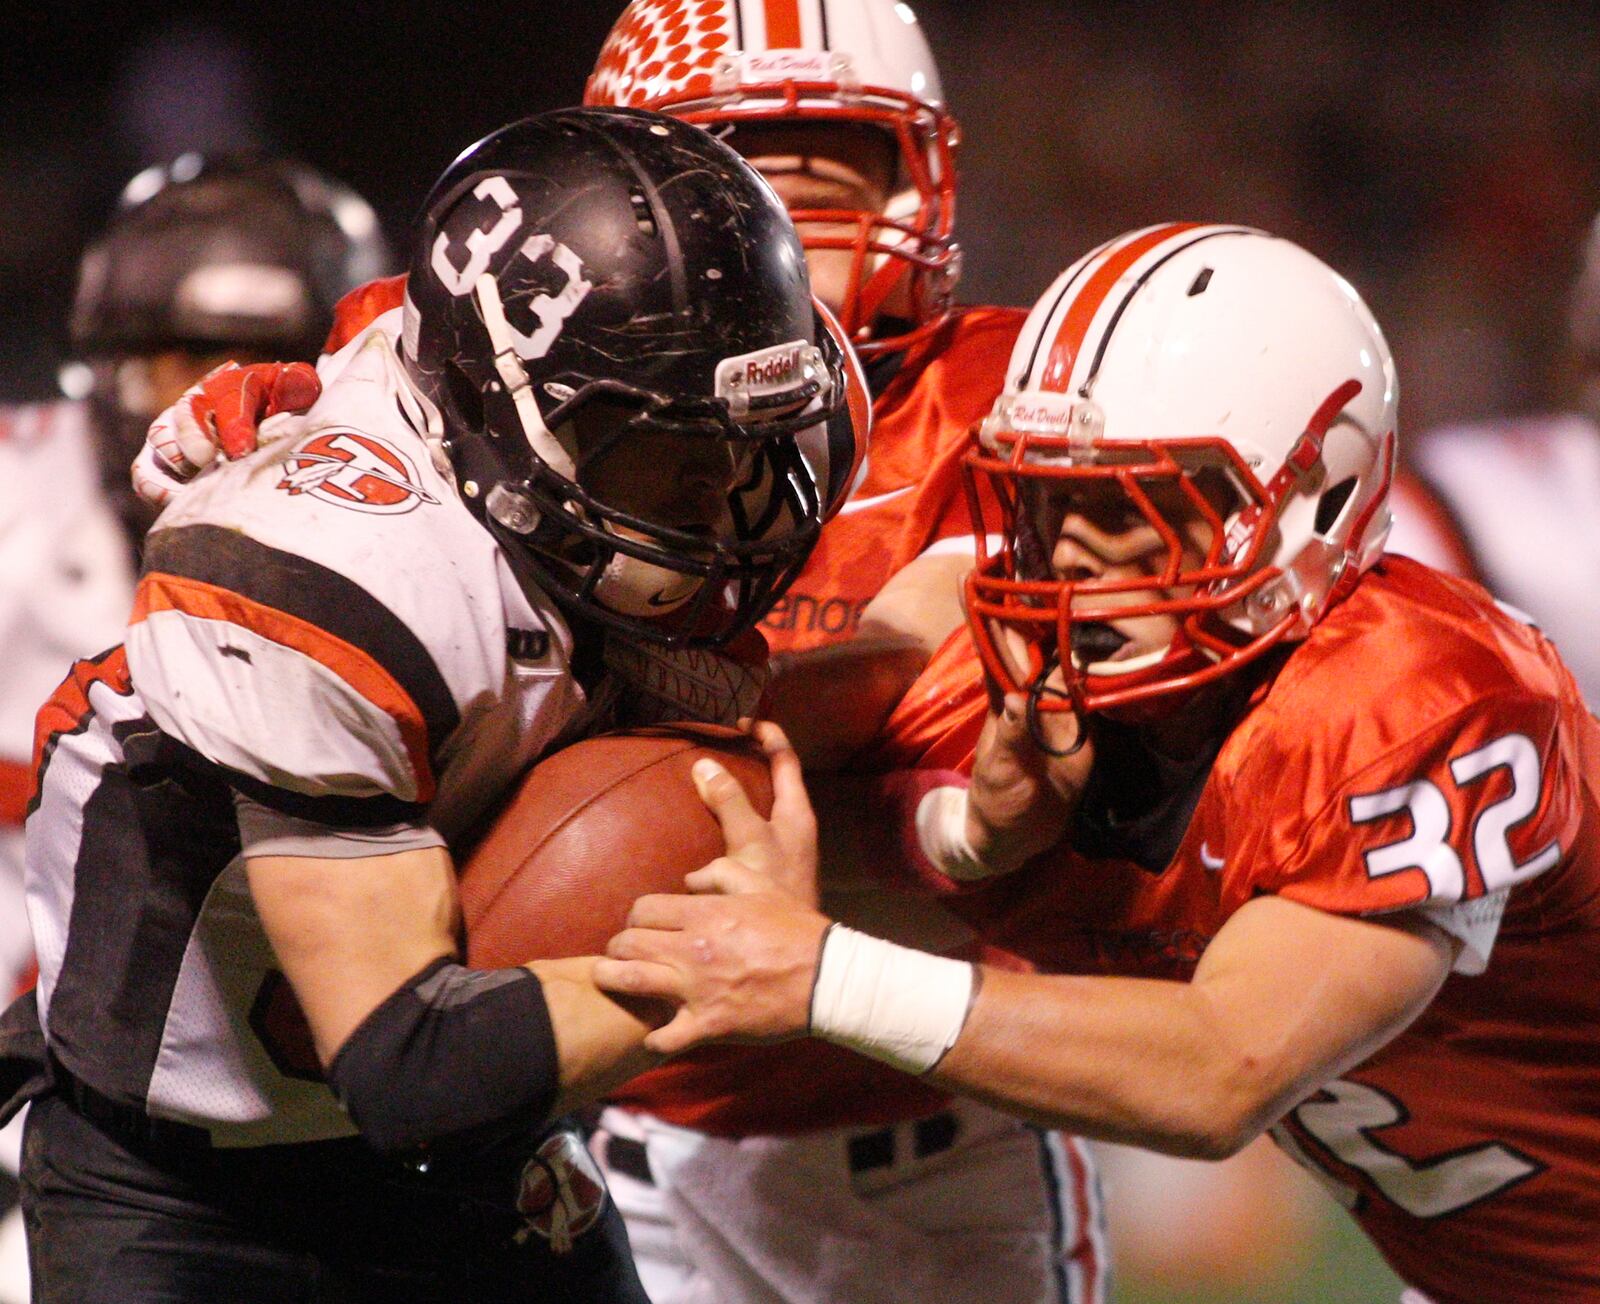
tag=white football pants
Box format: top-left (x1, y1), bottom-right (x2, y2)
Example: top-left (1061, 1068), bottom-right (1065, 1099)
top-left (593, 1098), bottom-right (1108, 1304)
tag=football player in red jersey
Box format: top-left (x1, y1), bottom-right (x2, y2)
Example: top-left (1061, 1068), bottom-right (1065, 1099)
top-left (599, 225), bottom-right (1600, 1304)
top-left (583, 3), bottom-right (1107, 1300)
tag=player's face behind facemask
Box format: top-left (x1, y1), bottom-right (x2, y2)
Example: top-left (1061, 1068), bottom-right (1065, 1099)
top-left (728, 122), bottom-right (903, 334)
top-left (998, 456), bottom-right (1247, 693)
top-left (558, 397), bottom-right (755, 621)
top-left (65, 153), bottom-right (393, 543)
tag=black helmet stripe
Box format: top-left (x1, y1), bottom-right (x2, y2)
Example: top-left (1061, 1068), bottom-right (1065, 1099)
top-left (1081, 226), bottom-right (1254, 394)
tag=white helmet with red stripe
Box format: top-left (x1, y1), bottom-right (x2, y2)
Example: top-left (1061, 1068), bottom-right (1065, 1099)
top-left (584, 0), bottom-right (959, 357)
top-left (965, 223), bottom-right (1398, 716)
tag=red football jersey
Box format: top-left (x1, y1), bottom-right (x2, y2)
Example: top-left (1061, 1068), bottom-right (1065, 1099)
top-left (756, 306), bottom-right (1023, 653)
top-left (614, 307), bottom-right (1027, 1135)
top-left (933, 558), bottom-right (1600, 1302)
top-left (322, 275), bottom-right (406, 355)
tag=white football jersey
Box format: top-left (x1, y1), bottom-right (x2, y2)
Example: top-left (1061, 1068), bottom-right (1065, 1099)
top-left (26, 312), bottom-right (594, 1145)
top-left (0, 401), bottom-right (134, 995)
top-left (1413, 411), bottom-right (1600, 706)
top-left (0, 398), bottom-right (132, 1304)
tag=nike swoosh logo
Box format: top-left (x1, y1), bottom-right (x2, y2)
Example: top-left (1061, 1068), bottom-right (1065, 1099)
top-left (838, 484), bottom-right (915, 515)
top-left (1199, 843), bottom-right (1224, 871)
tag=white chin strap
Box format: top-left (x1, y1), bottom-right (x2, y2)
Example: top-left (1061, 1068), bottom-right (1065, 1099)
top-left (474, 272), bottom-right (579, 480)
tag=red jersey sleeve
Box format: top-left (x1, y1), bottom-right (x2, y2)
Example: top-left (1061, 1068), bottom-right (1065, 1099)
top-left (855, 625), bottom-right (989, 773)
top-left (1220, 563), bottom-right (1586, 972)
top-left (322, 275), bottom-right (408, 357)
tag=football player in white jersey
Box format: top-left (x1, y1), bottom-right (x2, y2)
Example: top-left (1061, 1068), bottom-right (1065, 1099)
top-left (0, 153), bottom-right (389, 1304)
top-left (1394, 211), bottom-right (1600, 705)
top-left (3, 108), bottom-right (851, 1302)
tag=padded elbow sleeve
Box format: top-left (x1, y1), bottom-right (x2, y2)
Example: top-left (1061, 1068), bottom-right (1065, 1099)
top-left (327, 957), bottom-right (559, 1155)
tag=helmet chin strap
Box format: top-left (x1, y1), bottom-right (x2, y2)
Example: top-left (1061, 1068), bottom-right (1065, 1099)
top-left (1025, 650), bottom-right (1091, 758)
top-left (473, 272), bottom-right (579, 481)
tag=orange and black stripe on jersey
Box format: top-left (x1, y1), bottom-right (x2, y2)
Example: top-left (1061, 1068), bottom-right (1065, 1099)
top-left (137, 523), bottom-right (460, 818)
top-left (27, 642), bottom-right (249, 1104)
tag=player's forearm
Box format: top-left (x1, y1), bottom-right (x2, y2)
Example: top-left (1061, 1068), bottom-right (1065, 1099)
top-left (530, 957), bottom-right (666, 1117)
top-left (930, 966), bottom-right (1288, 1159)
top-left (764, 634), bottom-right (929, 769)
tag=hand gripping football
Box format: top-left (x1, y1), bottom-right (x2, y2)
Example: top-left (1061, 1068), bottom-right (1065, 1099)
top-left (460, 724), bottom-right (775, 966)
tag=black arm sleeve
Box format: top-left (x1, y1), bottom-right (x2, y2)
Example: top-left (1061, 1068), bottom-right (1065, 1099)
top-left (327, 957), bottom-right (559, 1155)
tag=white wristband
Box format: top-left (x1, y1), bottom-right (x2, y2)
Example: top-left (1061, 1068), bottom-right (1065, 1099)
top-left (915, 784), bottom-right (1002, 881)
top-left (808, 925), bottom-right (976, 1075)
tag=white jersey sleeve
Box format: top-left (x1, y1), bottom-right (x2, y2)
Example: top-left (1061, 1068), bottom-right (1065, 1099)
top-left (126, 313), bottom-right (586, 837)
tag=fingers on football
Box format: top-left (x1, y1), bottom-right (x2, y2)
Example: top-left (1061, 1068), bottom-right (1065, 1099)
top-left (643, 1007), bottom-right (712, 1056)
top-left (684, 858), bottom-right (766, 896)
top-left (755, 720), bottom-right (816, 845)
top-left (624, 893), bottom-right (692, 931)
top-left (592, 956), bottom-right (681, 1003)
top-left (692, 757), bottom-right (771, 870)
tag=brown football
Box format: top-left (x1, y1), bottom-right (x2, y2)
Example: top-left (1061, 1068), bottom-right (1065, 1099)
top-left (460, 724), bottom-right (774, 967)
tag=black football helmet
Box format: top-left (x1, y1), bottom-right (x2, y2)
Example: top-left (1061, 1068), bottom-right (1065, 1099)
top-left (70, 153), bottom-right (391, 361)
top-left (402, 106), bottom-right (844, 647)
top-left (69, 153), bottom-right (393, 535)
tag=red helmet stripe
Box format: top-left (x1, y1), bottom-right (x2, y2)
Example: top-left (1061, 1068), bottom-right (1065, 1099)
top-left (762, 0), bottom-right (803, 46)
top-left (1039, 222), bottom-right (1203, 393)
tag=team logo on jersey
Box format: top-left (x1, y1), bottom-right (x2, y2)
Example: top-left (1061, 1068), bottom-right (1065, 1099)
top-left (277, 429), bottom-right (440, 515)
top-left (513, 1130), bottom-right (608, 1254)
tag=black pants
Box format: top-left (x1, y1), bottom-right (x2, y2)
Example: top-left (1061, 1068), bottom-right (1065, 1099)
top-left (20, 1093), bottom-right (649, 1303)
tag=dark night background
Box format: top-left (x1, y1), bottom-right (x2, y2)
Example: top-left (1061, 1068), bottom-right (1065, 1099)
top-left (6, 1), bottom-right (1600, 444)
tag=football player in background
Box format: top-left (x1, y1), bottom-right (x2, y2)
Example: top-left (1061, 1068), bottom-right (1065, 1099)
top-left (585, 4), bottom-right (1106, 1300)
top-left (599, 225), bottom-right (1600, 1303)
top-left (0, 153), bottom-right (388, 1304)
top-left (1, 108), bottom-right (851, 1302)
top-left (1397, 210), bottom-right (1600, 705)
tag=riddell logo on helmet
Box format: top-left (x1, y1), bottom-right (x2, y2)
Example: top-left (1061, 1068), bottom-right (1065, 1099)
top-left (747, 349), bottom-right (801, 387)
top-left (719, 340), bottom-right (811, 402)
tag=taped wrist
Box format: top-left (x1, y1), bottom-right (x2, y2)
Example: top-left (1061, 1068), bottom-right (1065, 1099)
top-left (328, 957), bottom-right (558, 1155)
top-left (914, 784), bottom-right (1005, 882)
top-left (808, 925), bottom-right (977, 1075)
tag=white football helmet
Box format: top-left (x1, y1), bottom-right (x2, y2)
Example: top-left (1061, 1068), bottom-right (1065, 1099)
top-left (965, 224), bottom-right (1398, 715)
top-left (584, 0), bottom-right (959, 357)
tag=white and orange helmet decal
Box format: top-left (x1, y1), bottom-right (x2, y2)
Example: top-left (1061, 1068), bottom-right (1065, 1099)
top-left (586, 0), bottom-right (960, 358)
top-left (965, 223), bottom-right (1399, 716)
